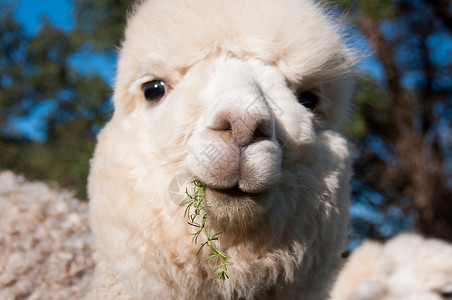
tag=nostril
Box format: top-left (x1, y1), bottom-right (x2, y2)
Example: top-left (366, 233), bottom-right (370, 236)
top-left (231, 114), bottom-right (273, 147)
top-left (210, 111), bottom-right (232, 131)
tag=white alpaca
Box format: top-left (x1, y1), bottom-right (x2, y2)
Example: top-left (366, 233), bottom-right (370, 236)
top-left (88, 0), bottom-right (355, 299)
top-left (331, 234), bottom-right (452, 300)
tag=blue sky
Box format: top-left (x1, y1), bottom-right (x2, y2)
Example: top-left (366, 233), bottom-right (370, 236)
top-left (14, 0), bottom-right (74, 34)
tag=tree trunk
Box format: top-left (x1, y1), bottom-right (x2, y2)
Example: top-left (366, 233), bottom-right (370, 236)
top-left (358, 11), bottom-right (452, 241)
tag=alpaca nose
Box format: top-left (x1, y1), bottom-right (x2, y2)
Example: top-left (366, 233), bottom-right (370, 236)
top-left (210, 102), bottom-right (273, 147)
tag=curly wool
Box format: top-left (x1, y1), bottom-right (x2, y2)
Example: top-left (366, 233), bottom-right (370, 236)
top-left (0, 171), bottom-right (93, 300)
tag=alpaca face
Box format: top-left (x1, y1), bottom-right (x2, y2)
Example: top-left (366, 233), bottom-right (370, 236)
top-left (109, 51), bottom-right (350, 232)
top-left (89, 0), bottom-right (355, 298)
top-left (103, 0), bottom-right (354, 230)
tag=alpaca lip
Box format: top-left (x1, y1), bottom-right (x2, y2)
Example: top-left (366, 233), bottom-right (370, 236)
top-left (206, 185), bottom-right (266, 199)
top-left (209, 186), bottom-right (250, 197)
top-left (206, 186), bottom-right (265, 203)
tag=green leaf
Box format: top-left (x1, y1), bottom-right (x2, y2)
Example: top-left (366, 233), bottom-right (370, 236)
top-left (202, 253), bottom-right (218, 261)
top-left (218, 251), bottom-right (231, 259)
top-left (182, 180), bottom-right (233, 281)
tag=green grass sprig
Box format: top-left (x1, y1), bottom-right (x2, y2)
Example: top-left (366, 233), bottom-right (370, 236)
top-left (181, 180), bottom-right (233, 281)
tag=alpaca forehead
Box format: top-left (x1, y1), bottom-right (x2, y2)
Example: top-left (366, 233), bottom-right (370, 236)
top-left (120, 0), bottom-right (352, 82)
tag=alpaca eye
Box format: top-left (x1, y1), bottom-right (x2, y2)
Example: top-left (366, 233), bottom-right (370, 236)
top-left (440, 291), bottom-right (452, 299)
top-left (143, 80), bottom-right (167, 102)
top-left (297, 91), bottom-right (318, 110)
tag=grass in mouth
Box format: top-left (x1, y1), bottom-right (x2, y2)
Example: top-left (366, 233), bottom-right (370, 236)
top-left (181, 180), bottom-right (233, 281)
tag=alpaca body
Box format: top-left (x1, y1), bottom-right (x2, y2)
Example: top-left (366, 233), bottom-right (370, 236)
top-left (332, 234), bottom-right (452, 300)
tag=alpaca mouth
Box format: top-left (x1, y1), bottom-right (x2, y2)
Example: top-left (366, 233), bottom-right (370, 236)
top-left (207, 186), bottom-right (254, 202)
top-left (211, 186), bottom-right (245, 195)
top-left (207, 185), bottom-right (266, 200)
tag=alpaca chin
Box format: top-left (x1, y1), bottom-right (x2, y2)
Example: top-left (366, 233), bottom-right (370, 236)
top-left (202, 186), bottom-right (276, 234)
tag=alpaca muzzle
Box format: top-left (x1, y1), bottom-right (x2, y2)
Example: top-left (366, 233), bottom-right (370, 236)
top-left (187, 70), bottom-right (281, 195)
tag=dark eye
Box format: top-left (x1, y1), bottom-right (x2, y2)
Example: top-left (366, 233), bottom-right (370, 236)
top-left (440, 291), bottom-right (452, 299)
top-left (143, 80), bottom-right (167, 102)
top-left (297, 91), bottom-right (319, 110)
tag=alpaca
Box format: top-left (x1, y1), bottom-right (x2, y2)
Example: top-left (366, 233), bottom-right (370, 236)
top-left (331, 234), bottom-right (452, 300)
top-left (87, 0), bottom-right (355, 299)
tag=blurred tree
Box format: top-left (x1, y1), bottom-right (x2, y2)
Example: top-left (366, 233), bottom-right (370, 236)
top-left (338, 0), bottom-right (452, 243)
top-left (0, 0), bottom-right (137, 198)
top-left (71, 0), bottom-right (132, 52)
top-left (0, 8), bottom-right (29, 128)
top-left (0, 4), bottom-right (112, 198)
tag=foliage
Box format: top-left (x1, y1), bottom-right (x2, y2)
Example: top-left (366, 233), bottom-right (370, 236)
top-left (343, 75), bottom-right (391, 142)
top-left (71, 0), bottom-right (133, 52)
top-left (337, 0), bottom-right (452, 243)
top-left (0, 3), bottom-right (111, 198)
top-left (181, 181), bottom-right (233, 281)
top-left (334, 0), bottom-right (399, 20)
